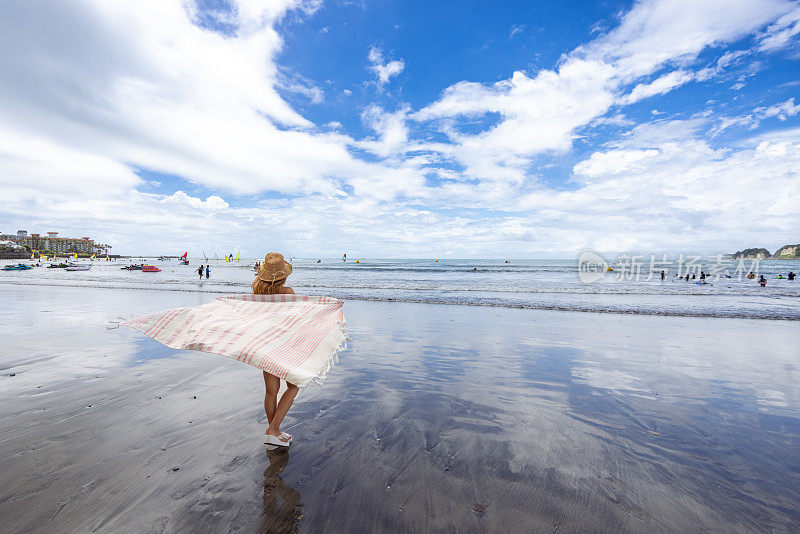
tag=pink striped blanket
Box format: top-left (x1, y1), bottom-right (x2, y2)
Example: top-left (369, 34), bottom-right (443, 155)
top-left (123, 294), bottom-right (346, 387)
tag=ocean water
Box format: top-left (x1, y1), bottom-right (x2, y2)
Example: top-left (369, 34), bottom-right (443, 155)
top-left (1, 257), bottom-right (799, 319)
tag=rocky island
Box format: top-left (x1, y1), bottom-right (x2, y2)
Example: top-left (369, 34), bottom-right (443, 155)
top-left (729, 243), bottom-right (800, 260)
top-left (773, 244), bottom-right (800, 259)
top-left (731, 248), bottom-right (771, 260)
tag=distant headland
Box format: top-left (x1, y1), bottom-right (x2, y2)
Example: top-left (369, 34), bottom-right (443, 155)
top-left (731, 244), bottom-right (800, 260)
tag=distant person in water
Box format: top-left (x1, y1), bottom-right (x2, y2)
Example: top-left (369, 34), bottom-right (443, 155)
top-left (253, 253), bottom-right (297, 447)
top-left (758, 275), bottom-right (767, 287)
top-left (205, 265), bottom-right (210, 279)
top-left (746, 272), bottom-right (755, 279)
top-left (789, 272), bottom-right (796, 280)
top-left (660, 270), bottom-right (665, 280)
top-left (198, 265), bottom-right (204, 279)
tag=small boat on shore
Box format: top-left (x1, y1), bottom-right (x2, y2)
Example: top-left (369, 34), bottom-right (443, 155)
top-left (142, 265), bottom-right (161, 272)
top-left (121, 265), bottom-right (143, 271)
top-left (2, 264), bottom-right (32, 271)
top-left (66, 265), bottom-right (92, 271)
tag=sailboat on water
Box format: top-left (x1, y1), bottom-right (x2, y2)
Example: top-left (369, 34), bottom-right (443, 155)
top-left (342, 253), bottom-right (346, 262)
top-left (180, 252), bottom-right (189, 265)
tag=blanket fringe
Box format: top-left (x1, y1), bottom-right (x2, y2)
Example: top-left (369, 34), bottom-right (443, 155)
top-left (312, 320), bottom-right (348, 386)
top-left (105, 315), bottom-right (133, 330)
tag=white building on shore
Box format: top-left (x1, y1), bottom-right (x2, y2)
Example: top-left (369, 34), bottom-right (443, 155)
top-left (0, 230), bottom-right (98, 254)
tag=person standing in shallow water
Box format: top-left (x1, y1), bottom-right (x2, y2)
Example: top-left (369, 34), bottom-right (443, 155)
top-left (205, 265), bottom-right (210, 279)
top-left (198, 265), bottom-right (204, 279)
top-left (253, 253), bottom-right (298, 447)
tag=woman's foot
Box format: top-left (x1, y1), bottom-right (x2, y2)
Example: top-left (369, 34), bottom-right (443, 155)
top-left (264, 433), bottom-right (291, 447)
top-left (264, 429), bottom-right (292, 445)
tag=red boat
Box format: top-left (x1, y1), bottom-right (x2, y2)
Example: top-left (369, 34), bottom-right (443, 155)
top-left (142, 265), bottom-right (161, 272)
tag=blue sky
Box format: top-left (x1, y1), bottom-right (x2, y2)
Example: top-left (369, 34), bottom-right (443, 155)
top-left (1, 0), bottom-right (800, 257)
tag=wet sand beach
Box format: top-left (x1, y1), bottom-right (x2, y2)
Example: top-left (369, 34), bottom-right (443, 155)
top-left (0, 284), bottom-right (799, 532)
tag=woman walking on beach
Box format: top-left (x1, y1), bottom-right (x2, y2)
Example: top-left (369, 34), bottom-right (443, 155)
top-left (253, 253), bottom-right (298, 447)
top-left (123, 252), bottom-right (345, 449)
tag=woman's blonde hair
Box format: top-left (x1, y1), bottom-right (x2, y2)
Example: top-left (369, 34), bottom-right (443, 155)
top-left (252, 276), bottom-right (287, 295)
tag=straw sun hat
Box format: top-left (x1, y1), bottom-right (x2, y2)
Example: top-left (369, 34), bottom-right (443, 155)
top-left (256, 252), bottom-right (293, 283)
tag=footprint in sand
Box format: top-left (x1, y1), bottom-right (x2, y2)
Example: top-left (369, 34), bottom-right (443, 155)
top-left (170, 477), bottom-right (209, 500)
top-left (222, 455), bottom-right (247, 472)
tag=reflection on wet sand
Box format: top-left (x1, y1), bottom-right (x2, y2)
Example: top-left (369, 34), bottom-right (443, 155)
top-left (0, 285), bottom-right (798, 532)
top-left (260, 447), bottom-right (302, 533)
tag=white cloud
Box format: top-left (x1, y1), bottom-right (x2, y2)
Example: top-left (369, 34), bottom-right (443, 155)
top-left (3, 123), bottom-right (800, 257)
top-left (367, 46), bottom-right (405, 86)
top-left (758, 6), bottom-right (800, 51)
top-left (0, 125), bottom-right (141, 196)
top-left (578, 0), bottom-right (793, 80)
top-left (573, 149), bottom-right (660, 177)
top-left (620, 70), bottom-right (694, 104)
top-left (413, 0), bottom-right (797, 190)
top-left (277, 70), bottom-right (325, 104)
top-left (515, 119), bottom-right (800, 252)
top-left (0, 0), bottom-right (399, 198)
top-left (357, 105), bottom-right (410, 157)
top-left (755, 97), bottom-right (800, 121)
top-left (2, 0), bottom-right (800, 257)
top-left (711, 97), bottom-right (800, 134)
top-left (163, 191), bottom-right (229, 210)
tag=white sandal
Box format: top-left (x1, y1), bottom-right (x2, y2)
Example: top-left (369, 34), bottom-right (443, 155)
top-left (264, 433), bottom-right (292, 446)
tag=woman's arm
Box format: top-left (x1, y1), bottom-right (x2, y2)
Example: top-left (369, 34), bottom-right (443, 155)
top-left (282, 286), bottom-right (295, 294)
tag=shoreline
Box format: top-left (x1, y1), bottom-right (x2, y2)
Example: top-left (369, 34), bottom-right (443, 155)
top-left (0, 279), bottom-right (798, 321)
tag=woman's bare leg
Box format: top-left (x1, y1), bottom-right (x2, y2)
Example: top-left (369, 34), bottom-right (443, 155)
top-left (263, 371), bottom-right (280, 424)
top-left (266, 382), bottom-right (299, 439)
